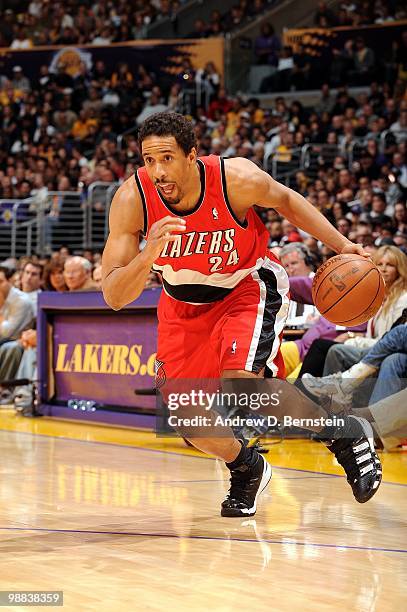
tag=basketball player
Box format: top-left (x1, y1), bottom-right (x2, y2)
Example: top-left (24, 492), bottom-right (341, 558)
top-left (102, 113), bottom-right (382, 517)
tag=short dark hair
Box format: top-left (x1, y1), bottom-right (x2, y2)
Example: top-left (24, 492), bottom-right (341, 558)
top-left (0, 265), bottom-right (14, 280)
top-left (138, 112), bottom-right (197, 156)
top-left (22, 260), bottom-right (43, 275)
top-left (372, 192), bottom-right (386, 203)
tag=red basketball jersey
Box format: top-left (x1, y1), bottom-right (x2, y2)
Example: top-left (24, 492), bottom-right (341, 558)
top-left (136, 155), bottom-right (272, 304)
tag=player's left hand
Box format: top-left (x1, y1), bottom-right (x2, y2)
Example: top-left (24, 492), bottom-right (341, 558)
top-left (339, 242), bottom-right (371, 259)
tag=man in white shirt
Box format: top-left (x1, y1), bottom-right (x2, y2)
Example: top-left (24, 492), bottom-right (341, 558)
top-left (0, 266), bottom-right (33, 343)
top-left (20, 261), bottom-right (42, 314)
top-left (0, 266), bottom-right (34, 395)
top-left (0, 261), bottom-right (42, 404)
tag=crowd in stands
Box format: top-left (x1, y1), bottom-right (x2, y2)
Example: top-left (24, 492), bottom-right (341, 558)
top-left (255, 10), bottom-right (407, 91)
top-left (0, 0), bottom-right (277, 48)
top-left (1, 59), bottom-right (406, 253)
top-left (0, 0), bottom-right (184, 47)
top-left (2, 1), bottom-right (404, 51)
top-left (313, 1), bottom-right (406, 28)
top-left (3, 63), bottom-right (402, 256)
top-left (255, 31), bottom-right (407, 91)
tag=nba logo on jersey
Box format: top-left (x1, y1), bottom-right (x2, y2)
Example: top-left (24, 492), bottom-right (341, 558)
top-left (154, 359), bottom-right (166, 388)
top-left (231, 340), bottom-right (237, 354)
top-left (212, 207), bottom-right (219, 220)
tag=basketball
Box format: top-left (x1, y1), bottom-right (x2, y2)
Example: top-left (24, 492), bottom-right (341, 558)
top-left (312, 254), bottom-right (385, 326)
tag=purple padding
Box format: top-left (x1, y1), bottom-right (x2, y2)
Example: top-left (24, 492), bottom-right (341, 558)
top-left (37, 289), bottom-right (161, 426)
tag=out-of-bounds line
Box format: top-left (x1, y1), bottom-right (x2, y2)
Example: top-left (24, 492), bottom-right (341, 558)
top-left (0, 526), bottom-right (406, 555)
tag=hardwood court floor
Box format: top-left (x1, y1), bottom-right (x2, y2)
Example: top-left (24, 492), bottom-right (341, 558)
top-left (0, 411), bottom-right (406, 611)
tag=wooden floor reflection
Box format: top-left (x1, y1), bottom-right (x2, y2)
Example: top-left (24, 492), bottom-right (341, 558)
top-left (0, 414), bottom-right (406, 611)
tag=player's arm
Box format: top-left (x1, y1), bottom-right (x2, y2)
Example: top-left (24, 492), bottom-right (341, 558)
top-left (225, 158), bottom-right (367, 256)
top-left (102, 178), bottom-right (186, 310)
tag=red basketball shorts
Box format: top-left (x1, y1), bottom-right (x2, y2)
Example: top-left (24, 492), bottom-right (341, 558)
top-left (155, 259), bottom-right (289, 382)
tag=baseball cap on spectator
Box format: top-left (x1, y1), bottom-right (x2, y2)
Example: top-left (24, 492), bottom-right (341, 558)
top-left (13, 66), bottom-right (23, 72)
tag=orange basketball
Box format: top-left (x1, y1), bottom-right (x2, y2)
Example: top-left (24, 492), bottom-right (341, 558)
top-left (311, 254), bottom-right (385, 326)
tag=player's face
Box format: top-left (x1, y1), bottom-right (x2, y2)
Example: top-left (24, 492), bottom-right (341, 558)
top-left (141, 136), bottom-right (196, 205)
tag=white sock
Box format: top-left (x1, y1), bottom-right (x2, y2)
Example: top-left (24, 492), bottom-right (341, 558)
top-left (341, 362), bottom-right (376, 391)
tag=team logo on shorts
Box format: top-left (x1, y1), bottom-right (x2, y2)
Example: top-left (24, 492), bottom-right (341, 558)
top-left (155, 359), bottom-right (166, 388)
top-left (231, 340), bottom-right (237, 354)
top-left (212, 207), bottom-right (219, 220)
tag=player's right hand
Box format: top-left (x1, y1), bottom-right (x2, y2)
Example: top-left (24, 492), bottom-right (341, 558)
top-left (143, 216), bottom-right (186, 262)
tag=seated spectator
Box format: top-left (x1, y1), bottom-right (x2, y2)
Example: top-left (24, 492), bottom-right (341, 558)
top-left (303, 318), bottom-right (407, 406)
top-left (291, 44), bottom-right (312, 90)
top-left (0, 265), bottom-right (33, 344)
top-left (254, 23), bottom-right (281, 66)
top-left (314, 1), bottom-right (336, 27)
top-left (393, 202), bottom-right (407, 234)
top-left (110, 62), bottom-right (134, 90)
top-left (92, 264), bottom-right (102, 289)
top-left (188, 19), bottom-right (208, 39)
top-left (10, 27), bottom-right (33, 49)
top-left (71, 110), bottom-right (98, 141)
top-left (222, 6), bottom-right (246, 32)
top-left (316, 83), bottom-right (335, 115)
top-left (260, 47), bottom-right (294, 92)
top-left (392, 152), bottom-right (407, 189)
top-left (43, 259), bottom-right (68, 292)
top-left (279, 243), bottom-right (318, 328)
top-left (280, 219), bottom-right (303, 244)
top-left (195, 62), bottom-right (220, 100)
top-left (136, 92), bottom-right (168, 125)
top-left (20, 261), bottom-right (42, 313)
top-left (11, 66), bottom-right (30, 92)
top-left (349, 37), bottom-right (376, 85)
top-left (367, 192), bottom-right (392, 225)
top-left (275, 131), bottom-right (295, 162)
top-left (3, 258), bottom-right (66, 409)
top-left (0, 265), bottom-right (35, 400)
top-left (266, 219), bottom-right (283, 247)
top-left (336, 217), bottom-right (352, 237)
top-left (63, 256), bottom-right (98, 291)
